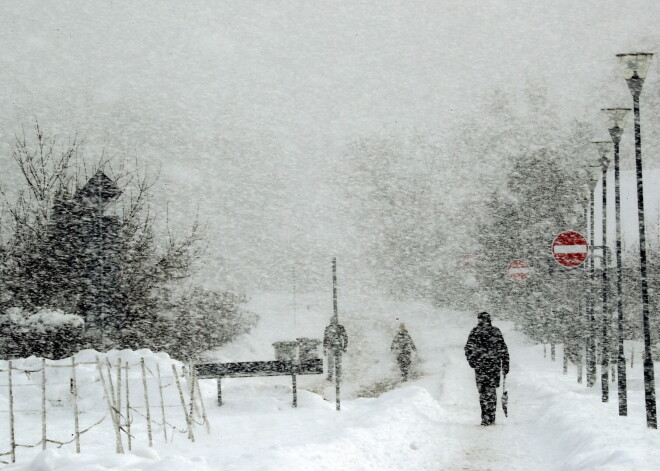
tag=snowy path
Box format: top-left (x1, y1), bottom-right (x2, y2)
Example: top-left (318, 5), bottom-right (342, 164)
top-left (7, 293), bottom-right (660, 470)
top-left (400, 305), bottom-right (556, 471)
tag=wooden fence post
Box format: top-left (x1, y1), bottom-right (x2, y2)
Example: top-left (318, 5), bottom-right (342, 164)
top-left (156, 363), bottom-right (168, 442)
top-left (41, 358), bottom-right (47, 450)
top-left (193, 370), bottom-right (210, 432)
top-left (106, 359), bottom-right (117, 406)
top-left (124, 361), bottom-right (132, 451)
top-left (8, 361), bottom-right (16, 463)
top-left (116, 360), bottom-right (122, 429)
top-left (188, 366), bottom-right (197, 427)
top-left (140, 358), bottom-right (153, 447)
top-left (97, 357), bottom-right (124, 454)
top-left (71, 357), bottom-right (81, 453)
top-left (172, 364), bottom-right (194, 442)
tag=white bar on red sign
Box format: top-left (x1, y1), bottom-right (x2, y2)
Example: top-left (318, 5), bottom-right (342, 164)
top-left (508, 268), bottom-right (530, 274)
top-left (553, 245), bottom-right (588, 254)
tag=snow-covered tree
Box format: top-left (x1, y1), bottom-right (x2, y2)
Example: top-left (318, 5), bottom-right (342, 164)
top-left (0, 123), bottom-right (254, 357)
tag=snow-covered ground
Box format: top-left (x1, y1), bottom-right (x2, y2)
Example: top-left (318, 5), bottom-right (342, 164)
top-left (3, 292), bottom-right (660, 470)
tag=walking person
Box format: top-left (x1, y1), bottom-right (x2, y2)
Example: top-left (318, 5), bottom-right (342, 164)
top-left (323, 319), bottom-right (348, 381)
top-left (464, 312), bottom-right (509, 426)
top-left (391, 323), bottom-right (417, 381)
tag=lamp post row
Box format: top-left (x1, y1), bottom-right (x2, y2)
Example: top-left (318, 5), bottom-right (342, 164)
top-left (583, 53), bottom-right (655, 429)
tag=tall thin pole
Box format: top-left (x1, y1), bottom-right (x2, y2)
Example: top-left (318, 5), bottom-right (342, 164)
top-left (292, 267), bottom-right (297, 334)
top-left (332, 257), bottom-right (340, 411)
top-left (332, 258), bottom-right (338, 325)
top-left (610, 131), bottom-right (627, 415)
top-left (577, 296), bottom-right (584, 384)
top-left (587, 188), bottom-right (597, 387)
top-left (631, 84), bottom-right (657, 428)
top-left (600, 159), bottom-right (610, 402)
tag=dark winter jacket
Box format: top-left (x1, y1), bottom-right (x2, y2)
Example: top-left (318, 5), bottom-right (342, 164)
top-left (323, 324), bottom-right (348, 352)
top-left (391, 330), bottom-right (417, 358)
top-left (464, 320), bottom-right (509, 387)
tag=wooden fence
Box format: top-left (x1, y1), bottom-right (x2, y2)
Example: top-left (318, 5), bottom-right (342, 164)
top-left (0, 355), bottom-right (210, 465)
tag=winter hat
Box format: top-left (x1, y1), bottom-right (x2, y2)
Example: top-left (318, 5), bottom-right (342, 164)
top-left (477, 312), bottom-right (491, 323)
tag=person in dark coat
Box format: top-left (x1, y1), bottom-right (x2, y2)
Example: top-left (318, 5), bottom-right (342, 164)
top-left (464, 312), bottom-right (509, 425)
top-left (323, 319), bottom-right (348, 381)
top-left (391, 323), bottom-right (417, 381)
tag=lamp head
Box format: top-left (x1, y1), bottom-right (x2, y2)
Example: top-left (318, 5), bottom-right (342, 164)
top-left (592, 141), bottom-right (613, 170)
top-left (617, 53), bottom-right (653, 97)
top-left (601, 108), bottom-right (630, 141)
top-left (588, 165), bottom-right (601, 189)
top-left (617, 53), bottom-right (654, 80)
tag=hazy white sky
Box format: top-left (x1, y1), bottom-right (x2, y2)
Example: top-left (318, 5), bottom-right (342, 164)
top-left (0, 0), bottom-right (658, 290)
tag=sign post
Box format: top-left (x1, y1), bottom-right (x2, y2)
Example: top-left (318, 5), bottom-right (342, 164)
top-left (552, 233), bottom-right (605, 397)
top-left (588, 245), bottom-right (613, 404)
top-left (323, 258), bottom-right (348, 411)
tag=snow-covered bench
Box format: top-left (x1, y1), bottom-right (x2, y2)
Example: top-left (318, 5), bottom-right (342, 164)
top-left (194, 359), bottom-right (323, 407)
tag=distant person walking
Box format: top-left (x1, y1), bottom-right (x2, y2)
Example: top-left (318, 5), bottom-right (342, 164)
top-left (323, 320), bottom-right (348, 381)
top-left (391, 323), bottom-right (417, 381)
top-left (464, 312), bottom-right (509, 426)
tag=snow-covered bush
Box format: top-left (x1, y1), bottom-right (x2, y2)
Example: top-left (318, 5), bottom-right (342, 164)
top-left (0, 307), bottom-right (84, 359)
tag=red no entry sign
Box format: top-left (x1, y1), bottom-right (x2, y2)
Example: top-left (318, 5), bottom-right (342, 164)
top-left (552, 231), bottom-right (589, 268)
top-left (507, 259), bottom-right (530, 281)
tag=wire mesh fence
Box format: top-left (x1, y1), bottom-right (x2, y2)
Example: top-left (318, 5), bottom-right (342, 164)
top-left (0, 353), bottom-right (210, 466)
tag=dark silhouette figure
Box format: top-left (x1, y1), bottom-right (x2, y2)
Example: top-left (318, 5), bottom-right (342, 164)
top-left (391, 323), bottom-right (417, 381)
top-left (464, 312), bottom-right (509, 425)
top-left (323, 321), bottom-right (348, 381)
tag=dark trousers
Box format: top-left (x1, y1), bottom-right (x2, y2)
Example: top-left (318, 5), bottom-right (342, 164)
top-left (326, 350), bottom-right (342, 381)
top-left (397, 355), bottom-right (411, 381)
top-left (477, 381), bottom-right (497, 425)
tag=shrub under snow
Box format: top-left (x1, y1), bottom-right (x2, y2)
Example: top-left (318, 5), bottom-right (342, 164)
top-left (0, 307), bottom-right (85, 359)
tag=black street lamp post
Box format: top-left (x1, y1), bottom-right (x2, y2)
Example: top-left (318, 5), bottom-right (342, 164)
top-left (602, 107), bottom-right (631, 416)
top-left (586, 170), bottom-right (600, 387)
top-left (617, 52), bottom-right (657, 428)
top-left (593, 141), bottom-right (613, 402)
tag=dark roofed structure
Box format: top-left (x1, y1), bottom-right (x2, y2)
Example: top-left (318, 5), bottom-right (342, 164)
top-left (75, 170), bottom-right (122, 211)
